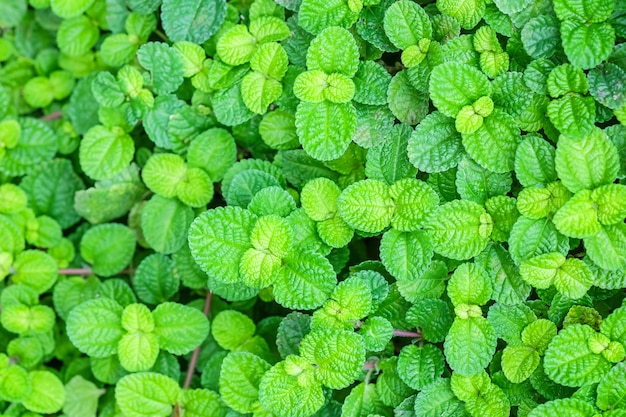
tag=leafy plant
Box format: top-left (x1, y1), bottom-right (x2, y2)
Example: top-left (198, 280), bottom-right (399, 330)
top-left (0, 0), bottom-right (625, 416)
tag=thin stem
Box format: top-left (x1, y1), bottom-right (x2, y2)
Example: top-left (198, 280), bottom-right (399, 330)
top-left (40, 111), bottom-right (63, 121)
top-left (363, 361), bottom-right (378, 370)
top-left (154, 29), bottom-right (168, 42)
top-left (183, 290), bottom-right (213, 389)
top-left (393, 329), bottom-right (422, 338)
top-left (57, 268), bottom-right (135, 275)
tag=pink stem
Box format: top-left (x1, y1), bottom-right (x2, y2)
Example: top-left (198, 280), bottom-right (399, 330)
top-left (183, 291), bottom-right (213, 389)
top-left (40, 111), bottom-right (63, 121)
top-left (393, 329), bottom-right (422, 338)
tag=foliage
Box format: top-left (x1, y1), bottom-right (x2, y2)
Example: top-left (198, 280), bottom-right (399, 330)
top-left (0, 0), bottom-right (625, 416)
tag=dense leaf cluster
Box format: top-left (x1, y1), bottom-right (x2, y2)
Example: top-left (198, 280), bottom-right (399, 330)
top-left (0, 0), bottom-right (625, 416)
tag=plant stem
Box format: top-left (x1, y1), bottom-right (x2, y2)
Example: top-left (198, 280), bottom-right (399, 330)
top-left (57, 268), bottom-right (134, 275)
top-left (40, 111), bottom-right (63, 121)
top-left (183, 290), bottom-right (213, 389)
top-left (393, 329), bottom-right (422, 338)
top-left (363, 361), bottom-right (378, 370)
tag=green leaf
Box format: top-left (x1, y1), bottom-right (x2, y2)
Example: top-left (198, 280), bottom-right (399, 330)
top-left (57, 15), bottom-right (99, 58)
top-left (116, 372), bottom-right (181, 417)
top-left (455, 157), bottom-right (512, 205)
top-left (527, 398), bottom-right (597, 417)
top-left (295, 101), bottom-right (357, 161)
top-left (0, 118), bottom-right (58, 177)
top-left (219, 352), bottom-right (271, 413)
top-left (437, 0), bottom-right (485, 29)
top-left (585, 223), bottom-right (626, 270)
top-left (299, 328), bottom-right (365, 389)
top-left (259, 356), bottom-right (325, 417)
top-left (389, 178), bottom-right (439, 230)
top-left (133, 254), bottom-right (179, 304)
top-left (553, 0), bottom-right (615, 21)
top-left (306, 26), bottom-right (359, 77)
top-left (553, 190), bottom-right (600, 238)
top-left (152, 302), bottom-right (209, 355)
top-left (142, 153), bottom-right (187, 198)
top-left (1, 304), bottom-right (55, 334)
top-left (597, 362), bottom-right (626, 410)
top-left (80, 223), bottom-right (136, 277)
top-left (277, 312), bottom-right (311, 359)
top-left (555, 127), bottom-right (620, 193)
top-left (137, 42), bottom-right (185, 95)
top-left (50, 0), bottom-right (95, 18)
top-left (0, 0), bottom-right (26, 27)
top-left (142, 196), bottom-right (194, 254)
top-left (588, 63), bottom-right (626, 110)
top-left (241, 71), bottom-right (283, 114)
top-left (501, 345), bottom-right (540, 383)
top-left (22, 370), bottom-right (65, 414)
top-left (180, 389), bottom-right (227, 417)
top-left (337, 179), bottom-right (394, 233)
top-left (426, 199), bottom-right (493, 260)
top-left (544, 324), bottom-right (612, 387)
top-left (444, 316), bottom-right (497, 376)
top-left (380, 229), bottom-right (434, 282)
top-left (429, 62), bottom-right (492, 119)
top-left (79, 125), bottom-right (134, 181)
top-left (406, 298), bottom-right (454, 343)
top-left (359, 316), bottom-right (394, 352)
top-left (447, 262), bottom-right (493, 306)
top-left (212, 310), bottom-right (256, 351)
top-left (383, 0), bottom-right (432, 50)
top-left (522, 319), bottom-right (557, 354)
top-left (188, 206), bottom-right (256, 284)
top-left (547, 94), bottom-right (596, 140)
top-left (461, 109), bottom-right (521, 173)
top-left (397, 344), bottom-right (445, 390)
top-left (592, 184), bottom-right (626, 225)
top-left (298, 0), bottom-right (359, 35)
top-left (353, 61), bottom-right (392, 106)
top-left (408, 111), bottom-right (464, 173)
top-left (414, 378), bottom-right (467, 417)
top-left (273, 250), bottom-right (337, 310)
top-left (514, 134), bottom-right (557, 187)
top-left (561, 19), bottom-right (615, 70)
top-left (11, 250), bottom-right (58, 294)
top-left (0, 363), bottom-right (30, 402)
top-left (66, 298), bottom-right (124, 358)
top-left (387, 70), bottom-right (430, 125)
top-left (118, 331), bottom-right (160, 372)
top-left (161, 0), bottom-right (226, 44)
top-left (508, 217), bottom-right (569, 265)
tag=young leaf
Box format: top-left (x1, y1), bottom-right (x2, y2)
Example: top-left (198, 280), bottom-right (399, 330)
top-left (337, 179), bottom-right (395, 233)
top-left (115, 372), bottom-right (181, 417)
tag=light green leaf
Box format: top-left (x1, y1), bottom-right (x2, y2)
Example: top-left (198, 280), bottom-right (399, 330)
top-left (383, 0), bottom-right (432, 49)
top-left (561, 19), bottom-right (615, 70)
top-left (337, 179), bottom-right (394, 233)
top-left (592, 184), bottom-right (626, 225)
top-left (66, 298), bottom-right (124, 358)
top-left (553, 190), bottom-right (600, 238)
top-left (137, 42), bottom-right (184, 95)
top-left (134, 254), bottom-right (179, 304)
top-left (115, 372), bottom-right (181, 417)
top-left (212, 310), bottom-right (255, 351)
top-left (359, 316), bottom-right (394, 352)
top-left (597, 362), bottom-right (626, 410)
top-left (426, 199), bottom-right (493, 260)
top-left (62, 375), bottom-right (104, 417)
top-left (241, 71), bottom-right (283, 114)
top-left (508, 217), bottom-right (569, 265)
top-left (456, 157), bottom-right (512, 206)
top-left (387, 70), bottom-right (430, 125)
top-left (142, 153), bottom-right (187, 198)
top-left (118, 331), bottom-right (160, 372)
top-left (50, 0), bottom-right (95, 18)
top-left (444, 316), bottom-right (497, 376)
top-left (522, 319), bottom-right (557, 354)
top-left (296, 101), bottom-right (357, 161)
top-left (300, 328), bottom-right (365, 389)
top-left (180, 389), bottom-right (227, 417)
top-left (414, 378), bottom-right (467, 417)
top-left (461, 109), bottom-right (521, 173)
top-left (437, 0), bottom-right (486, 29)
top-left (547, 94), bottom-right (596, 140)
top-left (306, 27), bottom-right (359, 77)
top-left (251, 42), bottom-right (289, 79)
top-left (216, 25), bottom-right (258, 66)
top-left (544, 324), bottom-right (612, 387)
top-left (219, 352), bottom-right (271, 413)
top-left (555, 127), bottom-right (620, 193)
top-left (447, 262), bottom-right (493, 307)
top-left (57, 15), bottom-right (99, 58)
top-left (514, 134), bottom-right (557, 187)
top-left (585, 223), bottom-right (626, 271)
top-left (273, 250), bottom-right (336, 310)
top-left (380, 229), bottom-right (434, 282)
top-left (390, 177), bottom-right (440, 230)
top-left (79, 125), bottom-right (134, 181)
top-left (408, 111), bottom-right (464, 173)
top-left (501, 345), bottom-right (540, 383)
top-left (397, 344), bottom-right (445, 390)
top-left (161, 0), bottom-right (226, 44)
top-left (249, 16), bottom-right (290, 44)
top-left (188, 206), bottom-right (257, 284)
top-left (298, 0), bottom-right (359, 35)
top-left (80, 223), bottom-right (136, 277)
top-left (0, 118), bottom-right (58, 177)
top-left (259, 356), bottom-right (324, 417)
top-left (429, 62), bottom-right (492, 119)
top-left (22, 370), bottom-right (65, 414)
top-left (527, 398), bottom-right (597, 417)
top-left (553, 0), bottom-right (614, 21)
top-left (11, 250), bottom-right (58, 294)
top-left (1, 304), bottom-right (55, 334)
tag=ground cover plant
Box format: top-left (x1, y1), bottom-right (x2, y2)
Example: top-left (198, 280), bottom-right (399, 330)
top-left (0, 0), bottom-right (625, 415)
